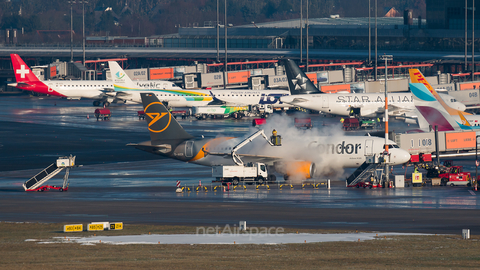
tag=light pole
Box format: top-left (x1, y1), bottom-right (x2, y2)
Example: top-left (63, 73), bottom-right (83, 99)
top-left (306, 0), bottom-right (309, 72)
top-left (472, 0), bottom-right (475, 81)
top-left (368, 0), bottom-right (371, 65)
top-left (465, 0), bottom-right (468, 71)
top-left (224, 0), bottom-right (227, 89)
top-left (68, 1), bottom-right (73, 62)
top-left (374, 0), bottom-right (377, 81)
top-left (380, 54), bottom-right (393, 187)
top-left (476, 135), bottom-right (479, 189)
top-left (216, 0), bottom-right (219, 62)
top-left (300, 0), bottom-right (303, 64)
top-left (82, 0), bottom-right (88, 68)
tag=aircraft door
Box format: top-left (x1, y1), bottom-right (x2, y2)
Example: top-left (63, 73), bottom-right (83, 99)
top-left (364, 140), bottom-right (374, 156)
top-left (322, 96), bottom-right (329, 109)
top-left (185, 141), bottom-right (194, 158)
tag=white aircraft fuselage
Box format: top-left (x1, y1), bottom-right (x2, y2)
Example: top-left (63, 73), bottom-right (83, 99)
top-left (280, 92), bottom-right (465, 117)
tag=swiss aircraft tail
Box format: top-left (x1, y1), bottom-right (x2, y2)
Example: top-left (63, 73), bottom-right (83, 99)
top-left (409, 69), bottom-right (471, 115)
top-left (11, 54), bottom-right (40, 83)
top-left (410, 82), bottom-right (471, 131)
top-left (140, 93), bottom-right (193, 143)
top-left (282, 59), bottom-right (322, 95)
top-left (108, 61), bottom-right (139, 91)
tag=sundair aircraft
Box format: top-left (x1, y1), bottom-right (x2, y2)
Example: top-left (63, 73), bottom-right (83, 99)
top-left (129, 93), bottom-right (411, 180)
top-left (279, 59), bottom-right (465, 120)
top-left (9, 54), bottom-right (181, 106)
top-left (108, 61), bottom-right (291, 108)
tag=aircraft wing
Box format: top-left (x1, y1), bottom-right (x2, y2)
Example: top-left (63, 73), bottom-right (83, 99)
top-left (114, 91), bottom-right (133, 97)
top-left (359, 106), bottom-right (381, 117)
top-left (284, 97), bottom-right (309, 104)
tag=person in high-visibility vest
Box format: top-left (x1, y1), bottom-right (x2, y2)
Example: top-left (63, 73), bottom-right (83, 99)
top-left (271, 129), bottom-right (281, 146)
top-left (414, 166), bottom-right (419, 173)
top-left (340, 118), bottom-right (345, 123)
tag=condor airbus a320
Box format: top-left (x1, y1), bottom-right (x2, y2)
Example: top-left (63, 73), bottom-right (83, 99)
top-left (129, 93), bottom-right (411, 180)
top-left (109, 61), bottom-right (290, 108)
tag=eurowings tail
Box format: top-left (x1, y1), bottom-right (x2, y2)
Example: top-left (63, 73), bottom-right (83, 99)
top-left (282, 59), bottom-right (322, 95)
top-left (108, 61), bottom-right (139, 91)
top-left (409, 69), bottom-right (471, 115)
top-left (11, 54), bottom-right (41, 83)
top-left (410, 82), bottom-right (472, 131)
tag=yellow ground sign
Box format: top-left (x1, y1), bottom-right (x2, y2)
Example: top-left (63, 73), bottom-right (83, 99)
top-left (412, 173), bottom-right (423, 184)
top-left (64, 224), bottom-right (83, 232)
top-left (88, 223), bottom-right (105, 231)
top-left (109, 222), bottom-right (123, 230)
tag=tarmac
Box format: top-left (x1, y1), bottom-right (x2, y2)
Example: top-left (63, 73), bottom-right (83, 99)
top-left (1, 95), bottom-right (480, 234)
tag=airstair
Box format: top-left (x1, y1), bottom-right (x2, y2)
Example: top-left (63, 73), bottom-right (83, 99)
top-left (346, 154), bottom-right (386, 187)
top-left (23, 155), bottom-right (79, 191)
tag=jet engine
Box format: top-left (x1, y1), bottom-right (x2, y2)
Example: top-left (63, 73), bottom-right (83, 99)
top-left (274, 161), bottom-right (316, 180)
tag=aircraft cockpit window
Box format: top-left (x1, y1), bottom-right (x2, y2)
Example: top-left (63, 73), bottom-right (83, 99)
top-left (383, 144), bottom-right (399, 149)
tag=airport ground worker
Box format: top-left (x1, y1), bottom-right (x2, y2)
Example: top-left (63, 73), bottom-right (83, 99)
top-left (270, 129), bottom-right (282, 146)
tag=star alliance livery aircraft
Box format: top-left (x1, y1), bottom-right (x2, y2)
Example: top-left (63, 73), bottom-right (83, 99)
top-left (128, 93), bottom-right (411, 180)
top-left (279, 59), bottom-right (465, 120)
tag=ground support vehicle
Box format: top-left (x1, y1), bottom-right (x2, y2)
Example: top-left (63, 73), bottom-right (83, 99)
top-left (343, 118), bottom-right (359, 130)
top-left (439, 166), bottom-right (472, 186)
top-left (294, 118), bottom-right (312, 129)
top-left (193, 106), bottom-right (248, 120)
top-left (343, 118), bottom-right (376, 131)
top-left (212, 163), bottom-right (275, 185)
top-left (94, 109), bottom-right (111, 120)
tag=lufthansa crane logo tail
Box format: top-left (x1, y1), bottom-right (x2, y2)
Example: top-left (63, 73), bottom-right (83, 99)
top-left (144, 102), bottom-right (171, 133)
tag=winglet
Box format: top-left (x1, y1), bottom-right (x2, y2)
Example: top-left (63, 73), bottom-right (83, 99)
top-left (458, 111), bottom-right (472, 126)
top-left (10, 54), bottom-right (40, 82)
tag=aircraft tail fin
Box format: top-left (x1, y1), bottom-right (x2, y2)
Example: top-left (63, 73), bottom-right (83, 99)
top-left (409, 69), bottom-right (471, 115)
top-left (108, 61), bottom-right (139, 91)
top-left (410, 83), bottom-right (468, 131)
top-left (282, 59), bottom-right (322, 95)
top-left (10, 54), bottom-right (40, 82)
top-left (140, 93), bottom-right (194, 143)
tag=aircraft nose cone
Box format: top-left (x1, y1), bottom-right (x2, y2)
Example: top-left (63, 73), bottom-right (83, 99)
top-left (390, 149), bottom-right (411, 165)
